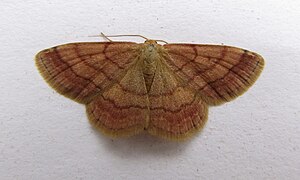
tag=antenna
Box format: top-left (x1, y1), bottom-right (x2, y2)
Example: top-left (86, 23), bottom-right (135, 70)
top-left (88, 33), bottom-right (168, 44)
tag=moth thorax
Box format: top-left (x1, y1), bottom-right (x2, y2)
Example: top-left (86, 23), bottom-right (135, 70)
top-left (142, 55), bottom-right (158, 92)
top-left (142, 51), bottom-right (158, 71)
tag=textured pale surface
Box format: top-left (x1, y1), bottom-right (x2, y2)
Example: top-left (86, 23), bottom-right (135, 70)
top-left (1, 0), bottom-right (300, 179)
top-left (35, 41), bottom-right (264, 140)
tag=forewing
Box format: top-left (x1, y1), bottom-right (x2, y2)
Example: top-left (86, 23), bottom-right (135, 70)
top-left (147, 62), bottom-right (208, 140)
top-left (35, 42), bottom-right (138, 104)
top-left (163, 44), bottom-right (265, 105)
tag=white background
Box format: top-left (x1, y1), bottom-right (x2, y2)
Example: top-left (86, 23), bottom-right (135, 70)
top-left (0, 0), bottom-right (299, 179)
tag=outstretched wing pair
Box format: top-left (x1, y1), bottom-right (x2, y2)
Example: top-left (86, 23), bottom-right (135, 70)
top-left (35, 41), bottom-right (264, 140)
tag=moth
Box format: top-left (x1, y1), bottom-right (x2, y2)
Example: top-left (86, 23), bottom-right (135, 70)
top-left (35, 34), bottom-right (264, 140)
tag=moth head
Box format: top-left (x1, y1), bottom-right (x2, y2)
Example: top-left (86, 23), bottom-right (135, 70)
top-left (142, 40), bottom-right (161, 53)
top-left (144, 40), bottom-right (158, 45)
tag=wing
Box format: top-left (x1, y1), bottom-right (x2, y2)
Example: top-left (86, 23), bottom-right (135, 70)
top-left (86, 60), bottom-right (149, 137)
top-left (146, 61), bottom-right (208, 140)
top-left (35, 42), bottom-right (139, 104)
top-left (163, 44), bottom-right (265, 105)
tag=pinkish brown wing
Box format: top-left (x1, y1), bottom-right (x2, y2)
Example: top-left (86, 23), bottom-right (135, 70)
top-left (163, 44), bottom-right (264, 105)
top-left (35, 42), bottom-right (139, 104)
